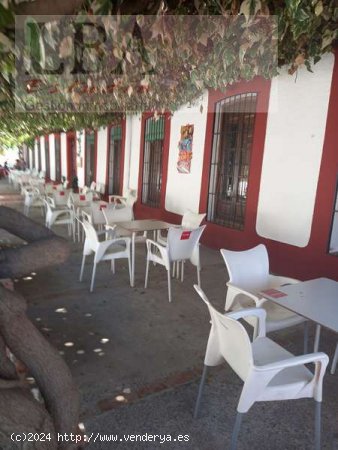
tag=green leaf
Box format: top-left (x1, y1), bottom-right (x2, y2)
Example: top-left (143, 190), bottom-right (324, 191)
top-left (0, 4), bottom-right (14, 29)
top-left (0, 31), bottom-right (13, 51)
top-left (24, 18), bottom-right (46, 71)
top-left (315, 1), bottom-right (323, 16)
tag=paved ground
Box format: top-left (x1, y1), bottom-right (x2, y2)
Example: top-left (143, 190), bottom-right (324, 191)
top-left (1, 179), bottom-right (338, 450)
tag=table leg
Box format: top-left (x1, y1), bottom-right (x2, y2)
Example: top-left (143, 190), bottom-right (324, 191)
top-left (314, 324), bottom-right (321, 352)
top-left (131, 232), bottom-right (135, 287)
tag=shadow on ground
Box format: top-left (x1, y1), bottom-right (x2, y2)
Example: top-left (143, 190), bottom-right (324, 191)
top-left (1, 180), bottom-right (337, 450)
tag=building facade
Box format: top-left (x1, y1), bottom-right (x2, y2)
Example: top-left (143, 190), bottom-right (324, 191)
top-left (26, 51), bottom-right (338, 281)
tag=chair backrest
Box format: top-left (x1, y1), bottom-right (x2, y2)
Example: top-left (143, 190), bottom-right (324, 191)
top-left (96, 183), bottom-right (106, 194)
top-left (220, 244), bottom-right (269, 291)
top-left (167, 225), bottom-right (206, 262)
top-left (90, 202), bottom-right (110, 225)
top-left (181, 210), bottom-right (206, 228)
top-left (46, 196), bottom-right (56, 208)
top-left (81, 209), bottom-right (92, 224)
top-left (53, 189), bottom-right (71, 206)
top-left (69, 192), bottom-right (93, 207)
top-left (90, 181), bottom-right (96, 191)
top-left (81, 217), bottom-right (99, 247)
top-left (102, 204), bottom-right (133, 224)
top-left (194, 285), bottom-right (253, 381)
top-left (125, 189), bottom-right (137, 207)
top-left (43, 198), bottom-right (53, 214)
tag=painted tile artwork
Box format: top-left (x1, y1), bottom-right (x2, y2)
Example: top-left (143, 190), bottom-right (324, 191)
top-left (177, 124), bottom-right (194, 174)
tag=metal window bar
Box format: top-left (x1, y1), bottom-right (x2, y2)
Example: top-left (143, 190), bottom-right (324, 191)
top-left (207, 93), bottom-right (257, 229)
top-left (142, 117), bottom-right (165, 207)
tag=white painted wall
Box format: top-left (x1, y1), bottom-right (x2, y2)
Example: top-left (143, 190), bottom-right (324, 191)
top-left (40, 136), bottom-right (46, 172)
top-left (165, 92), bottom-right (208, 215)
top-left (49, 134), bottom-right (56, 180)
top-left (125, 114), bottom-right (142, 195)
top-left (95, 127), bottom-right (108, 188)
top-left (76, 130), bottom-right (85, 187)
top-left (60, 132), bottom-right (67, 180)
top-left (256, 54), bottom-right (335, 247)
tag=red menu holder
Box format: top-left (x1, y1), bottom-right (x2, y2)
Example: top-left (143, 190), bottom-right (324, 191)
top-left (180, 231), bottom-right (191, 240)
top-left (59, 191), bottom-right (65, 196)
top-left (79, 195), bottom-right (86, 201)
top-left (260, 288), bottom-right (287, 298)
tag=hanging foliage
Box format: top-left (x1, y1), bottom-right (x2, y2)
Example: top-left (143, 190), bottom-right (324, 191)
top-left (0, 0), bottom-right (336, 147)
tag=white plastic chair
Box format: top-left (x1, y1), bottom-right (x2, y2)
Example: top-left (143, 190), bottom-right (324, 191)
top-left (221, 244), bottom-right (306, 340)
top-left (108, 188), bottom-right (137, 207)
top-left (68, 192), bottom-right (93, 207)
top-left (53, 189), bottom-right (71, 207)
top-left (193, 285), bottom-right (329, 450)
top-left (157, 210), bottom-right (206, 246)
top-left (23, 187), bottom-right (44, 216)
top-left (108, 189), bottom-right (137, 219)
top-left (79, 218), bottom-right (131, 292)
top-left (103, 205), bottom-right (148, 246)
top-left (90, 202), bottom-right (112, 228)
top-left (43, 198), bottom-right (75, 238)
top-left (145, 225), bottom-right (206, 302)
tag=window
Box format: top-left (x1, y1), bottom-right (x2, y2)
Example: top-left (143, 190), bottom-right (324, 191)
top-left (107, 125), bottom-right (122, 195)
top-left (32, 142), bottom-right (35, 169)
top-left (85, 130), bottom-right (96, 186)
top-left (141, 116), bottom-right (165, 208)
top-left (37, 139), bottom-right (41, 171)
top-left (45, 136), bottom-right (50, 179)
top-left (67, 133), bottom-right (77, 181)
top-left (55, 134), bottom-right (61, 181)
top-left (26, 146), bottom-right (30, 168)
top-left (328, 177), bottom-right (338, 256)
top-left (207, 93), bottom-right (257, 230)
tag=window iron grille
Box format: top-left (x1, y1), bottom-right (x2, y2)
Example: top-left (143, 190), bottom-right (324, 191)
top-left (142, 116), bottom-right (165, 208)
top-left (37, 139), bottom-right (41, 172)
top-left (45, 137), bottom-right (50, 179)
top-left (207, 93), bottom-right (257, 230)
top-left (85, 131), bottom-right (96, 186)
top-left (108, 125), bottom-right (122, 195)
top-left (55, 135), bottom-right (61, 181)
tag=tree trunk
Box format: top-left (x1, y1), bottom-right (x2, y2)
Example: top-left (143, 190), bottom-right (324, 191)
top-left (0, 287), bottom-right (79, 450)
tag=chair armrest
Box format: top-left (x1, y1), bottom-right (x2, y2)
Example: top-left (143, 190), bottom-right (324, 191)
top-left (101, 226), bottom-right (116, 240)
top-left (226, 282), bottom-right (263, 307)
top-left (109, 195), bottom-right (127, 205)
top-left (255, 352), bottom-right (329, 372)
top-left (97, 236), bottom-right (131, 258)
top-left (268, 274), bottom-right (299, 286)
top-left (226, 308), bottom-right (266, 338)
top-left (245, 352), bottom-right (329, 406)
top-left (146, 238), bottom-right (170, 267)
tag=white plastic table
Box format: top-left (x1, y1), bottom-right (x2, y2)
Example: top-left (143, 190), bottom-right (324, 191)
top-left (116, 219), bottom-right (174, 287)
top-left (260, 277), bottom-right (338, 351)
